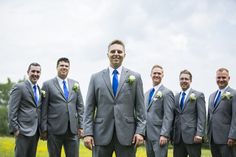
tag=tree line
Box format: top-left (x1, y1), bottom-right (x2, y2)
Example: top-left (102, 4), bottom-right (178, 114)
top-left (0, 77), bottom-right (25, 135)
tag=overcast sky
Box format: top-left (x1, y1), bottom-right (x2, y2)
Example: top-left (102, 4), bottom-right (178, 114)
top-left (1, 0), bottom-right (236, 102)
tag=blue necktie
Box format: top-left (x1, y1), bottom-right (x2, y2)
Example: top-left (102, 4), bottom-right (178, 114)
top-left (63, 80), bottom-right (69, 101)
top-left (214, 90), bottom-right (221, 107)
top-left (33, 85), bottom-right (38, 106)
top-left (112, 69), bottom-right (118, 96)
top-left (180, 92), bottom-right (186, 110)
top-left (148, 88), bottom-right (155, 104)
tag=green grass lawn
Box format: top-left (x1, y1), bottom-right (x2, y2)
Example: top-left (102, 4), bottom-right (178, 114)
top-left (0, 136), bottom-right (211, 157)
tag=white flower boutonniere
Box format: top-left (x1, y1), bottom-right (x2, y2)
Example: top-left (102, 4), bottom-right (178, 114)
top-left (153, 91), bottom-right (162, 101)
top-left (189, 93), bottom-right (196, 101)
top-left (41, 90), bottom-right (46, 98)
top-left (222, 91), bottom-right (232, 100)
top-left (73, 83), bottom-right (79, 92)
top-left (127, 75), bottom-right (136, 85)
top-left (156, 91), bottom-right (163, 99)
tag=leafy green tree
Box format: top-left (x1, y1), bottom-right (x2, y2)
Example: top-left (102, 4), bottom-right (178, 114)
top-left (0, 77), bottom-right (26, 106)
top-left (0, 77), bottom-right (26, 135)
top-left (0, 78), bottom-right (15, 106)
top-left (0, 107), bottom-right (9, 135)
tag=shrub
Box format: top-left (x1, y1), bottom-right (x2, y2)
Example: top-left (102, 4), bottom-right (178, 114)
top-left (0, 106), bottom-right (9, 136)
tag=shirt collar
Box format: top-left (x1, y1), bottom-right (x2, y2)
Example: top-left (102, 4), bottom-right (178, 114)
top-left (109, 66), bottom-right (123, 75)
top-left (57, 76), bottom-right (68, 84)
top-left (218, 85), bottom-right (229, 93)
top-left (153, 83), bottom-right (162, 91)
top-left (182, 87), bottom-right (191, 96)
top-left (27, 79), bottom-right (37, 88)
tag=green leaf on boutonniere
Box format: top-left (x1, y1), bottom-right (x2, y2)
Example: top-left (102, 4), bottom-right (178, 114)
top-left (73, 83), bottom-right (79, 92)
top-left (222, 91), bottom-right (232, 100)
top-left (41, 90), bottom-right (46, 98)
top-left (127, 75), bottom-right (136, 85)
top-left (189, 93), bottom-right (196, 102)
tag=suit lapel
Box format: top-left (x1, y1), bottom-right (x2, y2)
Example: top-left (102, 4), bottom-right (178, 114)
top-left (208, 91), bottom-right (216, 112)
top-left (115, 67), bottom-right (128, 98)
top-left (68, 79), bottom-right (73, 101)
top-left (145, 90), bottom-right (150, 110)
top-left (37, 85), bottom-right (42, 107)
top-left (213, 92), bottom-right (222, 110)
top-left (146, 88), bottom-right (154, 111)
top-left (53, 78), bottom-right (66, 100)
top-left (214, 87), bottom-right (230, 110)
top-left (102, 68), bottom-right (114, 97)
top-left (147, 85), bottom-right (164, 110)
top-left (176, 93), bottom-right (181, 112)
top-left (182, 89), bottom-right (192, 111)
top-left (25, 81), bottom-right (37, 106)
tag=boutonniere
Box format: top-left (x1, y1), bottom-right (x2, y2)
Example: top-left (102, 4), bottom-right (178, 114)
top-left (153, 91), bottom-right (162, 101)
top-left (189, 93), bottom-right (196, 101)
top-left (127, 75), bottom-right (136, 85)
top-left (73, 83), bottom-right (79, 92)
top-left (41, 90), bottom-right (46, 98)
top-left (155, 91), bottom-right (163, 100)
top-left (222, 91), bottom-right (232, 100)
top-left (156, 91), bottom-right (163, 98)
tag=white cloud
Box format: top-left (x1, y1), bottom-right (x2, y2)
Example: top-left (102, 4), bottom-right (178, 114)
top-left (0, 0), bottom-right (236, 102)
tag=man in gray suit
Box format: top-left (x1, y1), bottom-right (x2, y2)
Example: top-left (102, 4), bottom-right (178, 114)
top-left (145, 64), bottom-right (174, 157)
top-left (83, 40), bottom-right (146, 157)
top-left (173, 69), bottom-right (206, 157)
top-left (41, 57), bottom-right (84, 157)
top-left (207, 68), bottom-right (236, 157)
top-left (8, 62), bottom-right (42, 157)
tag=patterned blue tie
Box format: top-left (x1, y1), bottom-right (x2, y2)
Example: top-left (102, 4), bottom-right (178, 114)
top-left (33, 85), bottom-right (38, 106)
top-left (148, 88), bottom-right (155, 104)
top-left (214, 90), bottom-right (221, 107)
top-left (180, 92), bottom-right (186, 110)
top-left (63, 80), bottom-right (69, 101)
top-left (112, 69), bottom-right (118, 96)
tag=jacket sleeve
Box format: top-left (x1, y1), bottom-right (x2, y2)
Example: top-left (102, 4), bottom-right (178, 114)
top-left (134, 74), bottom-right (146, 136)
top-left (196, 92), bottom-right (206, 137)
top-left (83, 74), bottom-right (96, 136)
top-left (8, 84), bottom-right (22, 134)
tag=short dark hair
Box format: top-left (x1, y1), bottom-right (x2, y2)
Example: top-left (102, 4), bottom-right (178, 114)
top-left (27, 62), bottom-right (41, 73)
top-left (179, 69), bottom-right (192, 81)
top-left (57, 57), bottom-right (70, 67)
top-left (108, 40), bottom-right (125, 52)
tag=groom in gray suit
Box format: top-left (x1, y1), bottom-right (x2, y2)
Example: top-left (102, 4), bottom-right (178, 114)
top-left (173, 69), bottom-right (206, 157)
top-left (207, 68), bottom-right (236, 157)
top-left (41, 57), bottom-right (84, 157)
top-left (83, 40), bottom-right (146, 157)
top-left (145, 64), bottom-right (175, 157)
top-left (8, 62), bottom-right (42, 157)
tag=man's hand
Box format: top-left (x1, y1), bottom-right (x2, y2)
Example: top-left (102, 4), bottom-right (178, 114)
top-left (40, 131), bottom-right (48, 141)
top-left (227, 138), bottom-right (236, 147)
top-left (14, 130), bottom-right (20, 137)
top-left (84, 136), bottom-right (95, 150)
top-left (194, 136), bottom-right (202, 143)
top-left (78, 129), bottom-right (84, 139)
top-left (159, 136), bottom-right (168, 146)
top-left (132, 134), bottom-right (144, 147)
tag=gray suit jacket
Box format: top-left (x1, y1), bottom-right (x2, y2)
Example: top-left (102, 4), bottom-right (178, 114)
top-left (8, 80), bottom-right (41, 136)
top-left (145, 85), bottom-right (174, 140)
top-left (207, 86), bottom-right (236, 144)
top-left (173, 89), bottom-right (206, 144)
top-left (41, 77), bottom-right (84, 135)
top-left (83, 67), bottom-right (146, 146)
